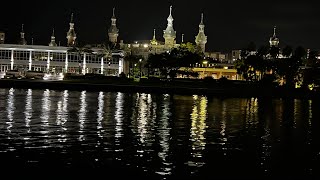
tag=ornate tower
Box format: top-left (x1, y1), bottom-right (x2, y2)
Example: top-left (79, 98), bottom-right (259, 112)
top-left (108, 8), bottom-right (119, 44)
top-left (163, 5), bottom-right (176, 48)
top-left (269, 26), bottom-right (279, 47)
top-left (195, 13), bottom-right (207, 53)
top-left (19, 24), bottom-right (27, 45)
top-left (49, 28), bottom-right (57, 46)
top-left (66, 13), bottom-right (77, 47)
top-left (150, 29), bottom-right (158, 45)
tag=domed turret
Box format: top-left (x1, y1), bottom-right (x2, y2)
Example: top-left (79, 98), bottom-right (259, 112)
top-left (195, 13), bottom-right (207, 53)
top-left (269, 26), bottom-right (279, 47)
top-left (163, 5), bottom-right (176, 48)
top-left (108, 8), bottom-right (119, 44)
top-left (66, 13), bottom-right (77, 47)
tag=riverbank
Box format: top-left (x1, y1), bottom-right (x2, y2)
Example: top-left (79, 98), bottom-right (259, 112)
top-left (0, 79), bottom-right (318, 99)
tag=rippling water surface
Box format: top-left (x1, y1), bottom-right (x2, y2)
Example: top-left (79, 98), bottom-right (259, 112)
top-left (0, 88), bottom-right (319, 179)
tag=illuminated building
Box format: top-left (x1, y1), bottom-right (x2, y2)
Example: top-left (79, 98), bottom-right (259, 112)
top-left (119, 6), bottom-right (208, 59)
top-left (0, 6), bottom-right (216, 78)
top-left (0, 44), bottom-right (124, 76)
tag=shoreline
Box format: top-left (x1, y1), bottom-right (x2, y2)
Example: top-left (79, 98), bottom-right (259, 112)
top-left (0, 79), bottom-right (318, 99)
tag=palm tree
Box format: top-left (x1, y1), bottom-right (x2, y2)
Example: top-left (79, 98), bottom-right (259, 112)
top-left (125, 54), bottom-right (143, 78)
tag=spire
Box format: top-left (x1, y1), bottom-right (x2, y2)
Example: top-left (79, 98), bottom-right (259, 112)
top-left (49, 28), bottom-right (57, 46)
top-left (19, 24), bottom-right (27, 45)
top-left (167, 5), bottom-right (174, 23)
top-left (273, 26), bottom-right (276, 36)
top-left (112, 7), bottom-right (116, 18)
top-left (151, 29), bottom-right (158, 45)
top-left (108, 7), bottom-right (119, 43)
top-left (182, 34), bottom-right (184, 43)
top-left (67, 13), bottom-right (77, 46)
top-left (200, 13), bottom-right (204, 25)
top-left (70, 13), bottom-right (74, 23)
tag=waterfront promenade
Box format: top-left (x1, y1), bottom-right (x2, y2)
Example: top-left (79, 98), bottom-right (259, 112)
top-left (0, 78), bottom-right (318, 99)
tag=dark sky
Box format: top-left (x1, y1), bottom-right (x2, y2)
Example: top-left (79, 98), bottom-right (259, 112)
top-left (0, 0), bottom-right (319, 52)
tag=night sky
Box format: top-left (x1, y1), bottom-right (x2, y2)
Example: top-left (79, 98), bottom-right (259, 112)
top-left (0, 0), bottom-right (319, 52)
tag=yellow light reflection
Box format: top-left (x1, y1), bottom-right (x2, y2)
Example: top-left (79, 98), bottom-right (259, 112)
top-left (245, 98), bottom-right (258, 128)
top-left (308, 100), bottom-right (312, 126)
top-left (188, 95), bottom-right (207, 167)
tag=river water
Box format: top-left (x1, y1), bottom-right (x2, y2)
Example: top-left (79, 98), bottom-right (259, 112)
top-left (0, 88), bottom-right (319, 179)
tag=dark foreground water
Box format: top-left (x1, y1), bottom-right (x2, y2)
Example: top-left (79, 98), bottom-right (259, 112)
top-left (0, 88), bottom-right (319, 179)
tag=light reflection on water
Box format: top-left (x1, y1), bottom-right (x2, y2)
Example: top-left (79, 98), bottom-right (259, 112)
top-left (0, 88), bottom-right (319, 179)
top-left (78, 91), bottom-right (87, 142)
top-left (187, 95), bottom-right (207, 168)
top-left (6, 88), bottom-right (15, 135)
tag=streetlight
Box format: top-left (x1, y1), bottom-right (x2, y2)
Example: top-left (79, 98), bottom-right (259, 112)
top-left (139, 59), bottom-right (142, 78)
top-left (134, 63), bottom-right (137, 78)
top-left (203, 61), bottom-right (208, 78)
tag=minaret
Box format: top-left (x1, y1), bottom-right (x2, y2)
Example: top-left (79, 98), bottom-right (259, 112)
top-left (49, 28), bottom-right (57, 47)
top-left (195, 13), bottom-right (207, 53)
top-left (108, 7), bottom-right (119, 44)
top-left (269, 26), bottom-right (279, 47)
top-left (150, 29), bottom-right (158, 45)
top-left (66, 13), bottom-right (77, 47)
top-left (163, 5), bottom-right (176, 48)
top-left (19, 24), bottom-right (27, 45)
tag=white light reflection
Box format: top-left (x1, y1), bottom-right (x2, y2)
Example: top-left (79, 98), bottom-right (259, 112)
top-left (156, 93), bottom-right (172, 176)
top-left (24, 89), bottom-right (32, 135)
top-left (40, 89), bottom-right (51, 139)
top-left (114, 92), bottom-right (124, 158)
top-left (306, 100), bottom-right (312, 147)
top-left (97, 92), bottom-right (104, 139)
top-left (220, 100), bottom-right (227, 155)
top-left (137, 93), bottom-right (148, 144)
top-left (260, 125), bottom-right (271, 172)
top-left (188, 95), bottom-right (207, 168)
top-left (78, 91), bottom-right (87, 141)
top-left (56, 90), bottom-right (69, 143)
top-left (6, 88), bottom-right (15, 135)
